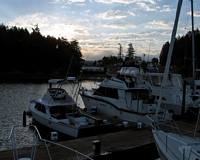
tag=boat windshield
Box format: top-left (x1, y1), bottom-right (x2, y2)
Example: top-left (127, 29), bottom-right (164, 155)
top-left (94, 86), bottom-right (119, 99)
top-left (131, 90), bottom-right (155, 104)
top-left (49, 105), bottom-right (77, 119)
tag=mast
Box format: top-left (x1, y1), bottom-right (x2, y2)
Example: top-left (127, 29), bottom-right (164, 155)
top-left (191, 0), bottom-right (196, 79)
top-left (156, 0), bottom-right (183, 115)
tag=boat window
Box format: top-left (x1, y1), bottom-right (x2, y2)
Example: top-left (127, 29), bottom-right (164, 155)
top-left (94, 86), bottom-right (118, 99)
top-left (131, 90), bottom-right (154, 103)
top-left (94, 87), bottom-right (105, 96)
top-left (196, 85), bottom-right (200, 90)
top-left (50, 105), bottom-right (77, 119)
top-left (131, 92), bottom-right (137, 100)
top-left (35, 104), bottom-right (46, 113)
top-left (125, 77), bottom-right (135, 88)
top-left (151, 75), bottom-right (161, 86)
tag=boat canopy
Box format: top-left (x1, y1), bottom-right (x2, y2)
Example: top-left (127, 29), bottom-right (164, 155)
top-left (30, 88), bottom-right (76, 107)
top-left (119, 67), bottom-right (140, 77)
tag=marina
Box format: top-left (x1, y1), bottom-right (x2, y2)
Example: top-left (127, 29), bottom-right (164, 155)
top-left (0, 125), bottom-right (156, 160)
top-left (0, 119), bottom-right (199, 160)
top-left (1, 0), bottom-right (200, 159)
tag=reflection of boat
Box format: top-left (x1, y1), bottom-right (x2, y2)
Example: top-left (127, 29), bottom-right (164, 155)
top-left (152, 0), bottom-right (200, 159)
top-left (28, 79), bottom-right (96, 138)
top-left (80, 76), bottom-right (167, 125)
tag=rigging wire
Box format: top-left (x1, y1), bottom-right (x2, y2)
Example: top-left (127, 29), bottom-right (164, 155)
top-left (182, 0), bottom-right (190, 33)
top-left (194, 107), bottom-right (200, 137)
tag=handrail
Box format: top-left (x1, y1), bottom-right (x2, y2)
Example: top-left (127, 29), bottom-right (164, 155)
top-left (5, 125), bottom-right (94, 160)
top-left (154, 129), bottom-right (200, 160)
top-left (154, 130), bottom-right (180, 160)
top-left (189, 148), bottom-right (200, 158)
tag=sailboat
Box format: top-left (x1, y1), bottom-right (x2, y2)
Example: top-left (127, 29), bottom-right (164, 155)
top-left (152, 0), bottom-right (200, 159)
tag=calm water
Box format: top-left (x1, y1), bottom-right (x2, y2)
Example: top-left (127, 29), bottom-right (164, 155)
top-left (0, 81), bottom-right (98, 149)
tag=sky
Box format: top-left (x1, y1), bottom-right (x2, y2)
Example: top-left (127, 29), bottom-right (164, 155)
top-left (1, 0), bottom-right (200, 60)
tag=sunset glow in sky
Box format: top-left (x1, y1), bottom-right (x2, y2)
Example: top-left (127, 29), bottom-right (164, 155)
top-left (1, 0), bottom-right (200, 60)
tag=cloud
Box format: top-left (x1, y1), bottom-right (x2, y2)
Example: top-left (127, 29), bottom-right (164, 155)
top-left (101, 21), bottom-right (136, 30)
top-left (145, 20), bottom-right (172, 30)
top-left (136, 2), bottom-right (159, 12)
top-left (8, 13), bottom-right (89, 40)
top-left (160, 5), bottom-right (173, 12)
top-left (96, 10), bottom-right (135, 20)
top-left (51, 0), bottom-right (86, 4)
top-left (79, 29), bottom-right (168, 60)
top-left (50, 0), bottom-right (86, 8)
top-left (94, 0), bottom-right (156, 5)
top-left (187, 11), bottom-right (200, 17)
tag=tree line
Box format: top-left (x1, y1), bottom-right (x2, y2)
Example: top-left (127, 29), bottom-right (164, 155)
top-left (160, 29), bottom-right (200, 77)
top-left (0, 24), bottom-right (82, 82)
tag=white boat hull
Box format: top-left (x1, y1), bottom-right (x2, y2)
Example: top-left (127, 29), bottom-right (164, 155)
top-left (81, 94), bottom-right (152, 125)
top-left (152, 129), bottom-right (200, 160)
top-left (31, 110), bottom-right (79, 137)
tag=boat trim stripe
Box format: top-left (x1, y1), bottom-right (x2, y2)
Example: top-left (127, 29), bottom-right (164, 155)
top-left (81, 94), bottom-right (154, 115)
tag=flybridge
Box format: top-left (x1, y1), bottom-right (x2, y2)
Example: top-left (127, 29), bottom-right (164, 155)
top-left (81, 66), bottom-right (105, 73)
top-left (48, 77), bottom-right (77, 84)
top-left (119, 67), bottom-right (140, 77)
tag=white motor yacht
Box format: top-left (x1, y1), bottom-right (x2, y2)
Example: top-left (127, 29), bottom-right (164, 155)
top-left (28, 79), bottom-right (96, 138)
top-left (80, 76), bottom-right (167, 125)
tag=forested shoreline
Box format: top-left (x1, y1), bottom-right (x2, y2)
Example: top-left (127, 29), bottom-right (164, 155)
top-left (1, 23), bottom-right (200, 82)
top-left (0, 24), bottom-right (82, 82)
top-left (160, 29), bottom-right (200, 77)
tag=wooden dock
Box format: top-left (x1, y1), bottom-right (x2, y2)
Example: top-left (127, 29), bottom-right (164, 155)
top-left (1, 118), bottom-right (197, 160)
top-left (0, 127), bottom-right (154, 160)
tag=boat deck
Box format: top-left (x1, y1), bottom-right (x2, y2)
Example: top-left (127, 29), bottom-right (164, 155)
top-left (158, 119), bottom-right (200, 137)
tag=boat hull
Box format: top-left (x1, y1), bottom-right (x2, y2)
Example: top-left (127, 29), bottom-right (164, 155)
top-left (81, 94), bottom-right (151, 125)
top-left (152, 129), bottom-right (200, 160)
top-left (31, 110), bottom-right (79, 138)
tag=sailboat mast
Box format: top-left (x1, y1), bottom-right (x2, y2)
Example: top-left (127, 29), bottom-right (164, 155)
top-left (156, 0), bottom-right (183, 115)
top-left (191, 0), bottom-right (196, 79)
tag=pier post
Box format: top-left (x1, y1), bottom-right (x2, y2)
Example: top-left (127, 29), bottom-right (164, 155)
top-left (23, 111), bottom-right (26, 127)
top-left (93, 140), bottom-right (101, 156)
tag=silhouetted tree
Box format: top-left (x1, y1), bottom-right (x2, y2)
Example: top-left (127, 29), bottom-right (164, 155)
top-left (127, 43), bottom-right (135, 59)
top-left (159, 29), bottom-right (200, 77)
top-left (152, 57), bottom-right (159, 66)
top-left (0, 24), bottom-right (82, 82)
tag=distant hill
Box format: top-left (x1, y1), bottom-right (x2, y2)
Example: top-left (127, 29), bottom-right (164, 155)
top-left (0, 24), bottom-right (82, 82)
top-left (160, 29), bottom-right (200, 77)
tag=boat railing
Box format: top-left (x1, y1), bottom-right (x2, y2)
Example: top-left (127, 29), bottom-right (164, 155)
top-left (1, 125), bottom-right (94, 160)
top-left (154, 129), bottom-right (181, 160)
top-left (155, 128), bottom-right (200, 160)
top-left (157, 120), bottom-right (200, 137)
top-left (188, 148), bottom-right (200, 159)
